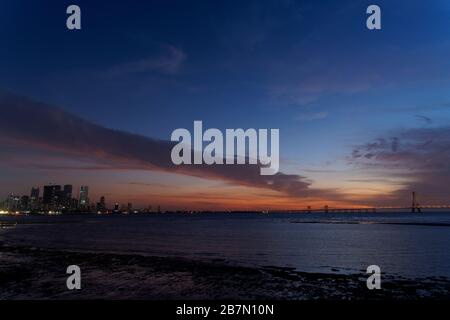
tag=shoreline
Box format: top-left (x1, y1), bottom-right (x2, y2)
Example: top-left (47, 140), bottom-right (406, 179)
top-left (1, 242), bottom-right (450, 300)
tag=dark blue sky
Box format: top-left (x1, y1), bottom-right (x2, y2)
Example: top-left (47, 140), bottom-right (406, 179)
top-left (1, 0), bottom-right (450, 208)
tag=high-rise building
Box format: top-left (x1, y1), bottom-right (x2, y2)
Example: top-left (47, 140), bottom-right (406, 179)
top-left (30, 187), bottom-right (39, 199)
top-left (96, 196), bottom-right (106, 212)
top-left (79, 186), bottom-right (89, 207)
top-left (63, 185), bottom-right (72, 200)
top-left (20, 196), bottom-right (29, 210)
top-left (43, 185), bottom-right (61, 208)
top-left (60, 185), bottom-right (73, 208)
top-left (6, 194), bottom-right (20, 211)
top-left (30, 187), bottom-right (40, 210)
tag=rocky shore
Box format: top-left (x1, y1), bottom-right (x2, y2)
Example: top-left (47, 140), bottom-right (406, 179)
top-left (1, 242), bottom-right (450, 300)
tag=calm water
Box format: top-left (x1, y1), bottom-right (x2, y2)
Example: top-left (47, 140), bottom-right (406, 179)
top-left (2, 212), bottom-right (450, 278)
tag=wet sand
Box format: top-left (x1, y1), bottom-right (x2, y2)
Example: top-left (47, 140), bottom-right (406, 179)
top-left (1, 242), bottom-right (450, 300)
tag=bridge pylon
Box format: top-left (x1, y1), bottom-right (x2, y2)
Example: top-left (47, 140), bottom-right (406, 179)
top-left (412, 191), bottom-right (422, 213)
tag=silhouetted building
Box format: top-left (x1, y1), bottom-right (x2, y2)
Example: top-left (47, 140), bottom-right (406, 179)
top-left (43, 185), bottom-right (61, 209)
top-left (30, 187), bottom-right (39, 199)
top-left (6, 194), bottom-right (20, 211)
top-left (61, 185), bottom-right (73, 207)
top-left (30, 187), bottom-right (40, 210)
top-left (96, 196), bottom-right (106, 212)
top-left (79, 186), bottom-right (89, 207)
top-left (20, 196), bottom-right (29, 210)
top-left (68, 198), bottom-right (79, 210)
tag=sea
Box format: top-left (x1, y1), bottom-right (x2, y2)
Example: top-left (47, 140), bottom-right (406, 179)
top-left (2, 212), bottom-right (450, 278)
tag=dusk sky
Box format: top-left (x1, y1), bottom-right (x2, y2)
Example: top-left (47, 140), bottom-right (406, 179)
top-left (1, 0), bottom-right (450, 210)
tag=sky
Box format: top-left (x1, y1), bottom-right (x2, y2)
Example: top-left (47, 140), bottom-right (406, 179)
top-left (1, 0), bottom-right (450, 210)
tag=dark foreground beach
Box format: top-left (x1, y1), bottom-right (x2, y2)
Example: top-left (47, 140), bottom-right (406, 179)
top-left (1, 241), bottom-right (450, 300)
top-left (2, 213), bottom-right (450, 300)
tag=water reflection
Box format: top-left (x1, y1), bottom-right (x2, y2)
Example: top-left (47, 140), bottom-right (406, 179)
top-left (1, 213), bottom-right (450, 278)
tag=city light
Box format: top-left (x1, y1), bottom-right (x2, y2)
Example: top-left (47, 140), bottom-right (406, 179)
top-left (0, 184), bottom-right (145, 215)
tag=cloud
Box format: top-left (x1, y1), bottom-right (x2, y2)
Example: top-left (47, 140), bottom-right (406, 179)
top-left (0, 92), bottom-right (337, 200)
top-left (415, 114), bottom-right (433, 125)
top-left (350, 126), bottom-right (450, 205)
top-left (105, 45), bottom-right (186, 76)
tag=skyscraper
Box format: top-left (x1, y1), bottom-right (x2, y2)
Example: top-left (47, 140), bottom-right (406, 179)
top-left (30, 187), bottom-right (40, 210)
top-left (63, 185), bottom-right (72, 199)
top-left (30, 187), bottom-right (39, 199)
top-left (79, 186), bottom-right (89, 207)
top-left (20, 196), bottom-right (29, 210)
top-left (96, 196), bottom-right (106, 212)
top-left (43, 185), bottom-right (61, 208)
top-left (62, 185), bottom-right (73, 208)
top-left (6, 194), bottom-right (20, 211)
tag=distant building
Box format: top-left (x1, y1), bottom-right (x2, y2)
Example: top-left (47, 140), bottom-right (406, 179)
top-left (20, 195), bottom-right (29, 210)
top-left (67, 198), bottom-right (78, 211)
top-left (62, 185), bottom-right (73, 207)
top-left (79, 186), bottom-right (89, 207)
top-left (43, 185), bottom-right (61, 209)
top-left (6, 194), bottom-right (20, 211)
top-left (63, 185), bottom-right (72, 197)
top-left (30, 187), bottom-right (39, 199)
top-left (96, 196), bottom-right (106, 212)
top-left (30, 187), bottom-right (40, 210)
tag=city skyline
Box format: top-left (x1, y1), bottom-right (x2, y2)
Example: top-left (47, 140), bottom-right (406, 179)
top-left (1, 1), bottom-right (450, 210)
top-left (0, 183), bottom-right (139, 213)
top-left (0, 181), bottom-right (445, 213)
